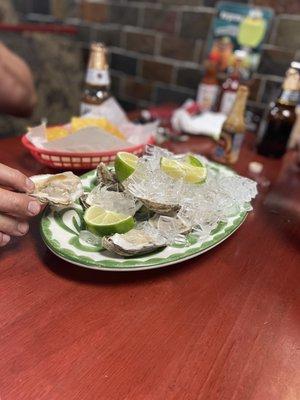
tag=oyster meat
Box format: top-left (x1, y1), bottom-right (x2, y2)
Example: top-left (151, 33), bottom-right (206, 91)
top-left (102, 228), bottom-right (164, 257)
top-left (30, 171), bottom-right (83, 205)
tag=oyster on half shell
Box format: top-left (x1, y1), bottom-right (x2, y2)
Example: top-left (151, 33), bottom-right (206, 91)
top-left (30, 172), bottom-right (83, 205)
top-left (102, 228), bottom-right (164, 257)
top-left (137, 198), bottom-right (180, 214)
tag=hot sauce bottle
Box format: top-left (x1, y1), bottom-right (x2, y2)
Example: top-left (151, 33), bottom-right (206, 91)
top-left (196, 54), bottom-right (220, 111)
top-left (218, 50), bottom-right (247, 115)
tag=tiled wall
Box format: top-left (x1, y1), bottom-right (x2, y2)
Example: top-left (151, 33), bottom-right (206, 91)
top-left (1, 0), bottom-right (300, 136)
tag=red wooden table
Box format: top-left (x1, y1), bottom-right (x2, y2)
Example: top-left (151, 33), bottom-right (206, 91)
top-left (0, 131), bottom-right (299, 400)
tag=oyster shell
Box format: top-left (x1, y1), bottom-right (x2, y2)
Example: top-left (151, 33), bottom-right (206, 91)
top-left (96, 162), bottom-right (123, 192)
top-left (102, 228), bottom-right (164, 257)
top-left (79, 193), bottom-right (90, 210)
top-left (138, 198), bottom-right (180, 214)
top-left (134, 204), bottom-right (154, 221)
top-left (30, 172), bottom-right (83, 205)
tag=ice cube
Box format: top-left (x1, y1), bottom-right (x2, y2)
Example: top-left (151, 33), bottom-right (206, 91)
top-left (79, 230), bottom-right (102, 247)
top-left (86, 186), bottom-right (137, 215)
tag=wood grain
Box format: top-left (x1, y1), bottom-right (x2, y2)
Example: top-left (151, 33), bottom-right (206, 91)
top-left (0, 131), bottom-right (299, 400)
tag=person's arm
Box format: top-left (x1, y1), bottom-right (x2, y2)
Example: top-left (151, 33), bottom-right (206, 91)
top-left (0, 42), bottom-right (37, 117)
top-left (0, 163), bottom-right (41, 247)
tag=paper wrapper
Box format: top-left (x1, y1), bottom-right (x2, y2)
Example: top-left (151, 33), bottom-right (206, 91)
top-left (171, 100), bottom-right (226, 140)
top-left (26, 97), bottom-right (158, 153)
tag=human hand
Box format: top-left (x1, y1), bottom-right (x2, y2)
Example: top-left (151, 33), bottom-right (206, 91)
top-left (0, 163), bottom-right (41, 247)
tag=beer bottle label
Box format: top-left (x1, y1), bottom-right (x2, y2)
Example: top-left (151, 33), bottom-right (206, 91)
top-left (196, 83), bottom-right (219, 111)
top-left (86, 68), bottom-right (110, 86)
top-left (215, 131), bottom-right (244, 163)
top-left (220, 91), bottom-right (237, 115)
top-left (279, 90), bottom-right (299, 105)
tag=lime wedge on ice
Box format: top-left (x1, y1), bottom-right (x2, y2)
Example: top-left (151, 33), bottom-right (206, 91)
top-left (160, 154), bottom-right (207, 184)
top-left (84, 205), bottom-right (135, 236)
top-left (115, 152), bottom-right (138, 182)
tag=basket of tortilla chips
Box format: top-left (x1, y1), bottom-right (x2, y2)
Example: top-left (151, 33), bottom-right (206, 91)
top-left (22, 98), bottom-right (157, 170)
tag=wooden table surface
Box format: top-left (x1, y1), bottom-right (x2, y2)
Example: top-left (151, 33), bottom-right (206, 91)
top-left (0, 133), bottom-right (299, 400)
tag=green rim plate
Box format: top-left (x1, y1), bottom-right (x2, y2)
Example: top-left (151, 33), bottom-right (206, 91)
top-left (40, 163), bottom-right (248, 272)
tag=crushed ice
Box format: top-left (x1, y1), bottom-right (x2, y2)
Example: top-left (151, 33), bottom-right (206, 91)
top-left (81, 146), bottom-right (257, 249)
top-left (124, 145), bottom-right (257, 245)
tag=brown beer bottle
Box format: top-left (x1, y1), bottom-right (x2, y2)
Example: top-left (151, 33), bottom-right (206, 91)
top-left (288, 100), bottom-right (300, 149)
top-left (80, 42), bottom-right (111, 115)
top-left (257, 68), bottom-right (300, 158)
top-left (214, 85), bottom-right (249, 164)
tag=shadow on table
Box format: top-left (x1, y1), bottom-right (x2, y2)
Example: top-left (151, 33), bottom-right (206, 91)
top-left (44, 251), bottom-right (207, 286)
top-left (30, 219), bottom-right (211, 286)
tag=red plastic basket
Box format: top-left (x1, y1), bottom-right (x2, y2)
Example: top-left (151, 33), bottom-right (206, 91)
top-left (21, 134), bottom-right (155, 170)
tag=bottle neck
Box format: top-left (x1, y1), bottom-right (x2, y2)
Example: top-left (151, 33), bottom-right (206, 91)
top-left (228, 65), bottom-right (241, 79)
top-left (85, 48), bottom-right (110, 87)
top-left (204, 61), bottom-right (217, 80)
top-left (277, 89), bottom-right (299, 106)
top-left (224, 90), bottom-right (248, 133)
top-left (88, 50), bottom-right (108, 71)
top-left (230, 92), bottom-right (247, 116)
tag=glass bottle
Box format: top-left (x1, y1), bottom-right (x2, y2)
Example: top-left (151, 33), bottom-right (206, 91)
top-left (218, 50), bottom-right (247, 116)
top-left (196, 54), bottom-right (220, 112)
top-left (80, 42), bottom-right (111, 115)
top-left (257, 68), bottom-right (300, 158)
top-left (214, 85), bottom-right (249, 165)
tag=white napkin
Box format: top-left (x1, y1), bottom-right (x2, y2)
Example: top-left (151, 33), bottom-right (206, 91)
top-left (171, 101), bottom-right (226, 140)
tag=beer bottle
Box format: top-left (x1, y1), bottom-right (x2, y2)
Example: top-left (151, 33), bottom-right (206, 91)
top-left (214, 85), bottom-right (249, 164)
top-left (288, 99), bottom-right (300, 149)
top-left (80, 42), bottom-right (111, 115)
top-left (257, 68), bottom-right (300, 158)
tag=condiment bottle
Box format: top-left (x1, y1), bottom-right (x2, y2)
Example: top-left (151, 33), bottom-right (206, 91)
top-left (257, 68), bottom-right (300, 158)
top-left (214, 85), bottom-right (249, 164)
top-left (218, 50), bottom-right (247, 115)
top-left (196, 54), bottom-right (219, 111)
top-left (80, 42), bottom-right (111, 115)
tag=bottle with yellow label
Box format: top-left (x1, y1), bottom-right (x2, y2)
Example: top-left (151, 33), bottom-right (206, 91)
top-left (80, 42), bottom-right (111, 115)
top-left (214, 85), bottom-right (249, 164)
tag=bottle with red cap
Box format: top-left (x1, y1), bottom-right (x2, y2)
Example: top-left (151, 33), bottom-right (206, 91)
top-left (196, 54), bottom-right (220, 112)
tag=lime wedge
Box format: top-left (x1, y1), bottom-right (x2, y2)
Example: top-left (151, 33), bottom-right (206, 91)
top-left (84, 205), bottom-right (135, 236)
top-left (185, 154), bottom-right (204, 168)
top-left (115, 152), bottom-right (138, 182)
top-left (160, 155), bottom-right (207, 184)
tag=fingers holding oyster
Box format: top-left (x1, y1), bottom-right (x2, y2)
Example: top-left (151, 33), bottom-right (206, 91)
top-left (0, 164), bottom-right (85, 247)
top-left (0, 163), bottom-right (41, 246)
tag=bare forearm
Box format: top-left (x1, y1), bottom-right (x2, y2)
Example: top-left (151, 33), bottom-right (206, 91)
top-left (0, 42), bottom-right (37, 117)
